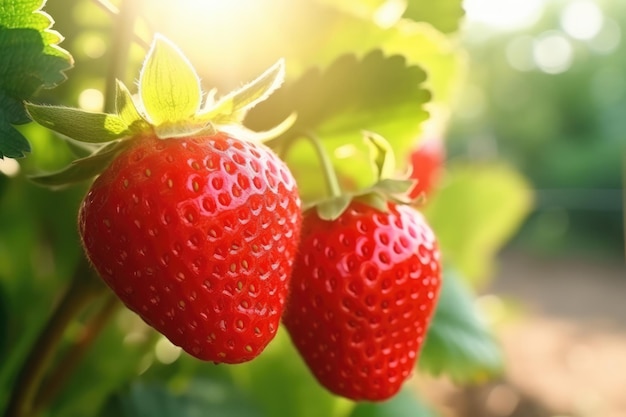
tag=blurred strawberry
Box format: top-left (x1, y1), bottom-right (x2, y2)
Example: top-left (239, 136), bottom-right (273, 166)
top-left (407, 136), bottom-right (444, 202)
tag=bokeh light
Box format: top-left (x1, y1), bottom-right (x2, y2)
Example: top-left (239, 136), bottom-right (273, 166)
top-left (464, 0), bottom-right (545, 30)
top-left (0, 158), bottom-right (20, 177)
top-left (532, 31), bottom-right (574, 74)
top-left (560, 0), bottom-right (604, 40)
top-left (78, 88), bottom-right (104, 111)
top-left (589, 17), bottom-right (621, 54)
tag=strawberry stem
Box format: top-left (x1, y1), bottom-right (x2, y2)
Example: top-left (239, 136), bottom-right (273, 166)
top-left (302, 132), bottom-right (342, 198)
top-left (2, 259), bottom-right (105, 417)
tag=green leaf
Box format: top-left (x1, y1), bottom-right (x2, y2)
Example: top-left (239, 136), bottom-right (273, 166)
top-left (371, 178), bottom-right (415, 195)
top-left (139, 34), bottom-right (202, 127)
top-left (29, 140), bottom-right (131, 188)
top-left (25, 104), bottom-right (130, 143)
top-left (350, 389), bottom-right (438, 417)
top-left (115, 80), bottom-right (145, 128)
top-left (247, 50), bottom-right (430, 202)
top-left (419, 267), bottom-right (503, 382)
top-left (316, 195), bottom-right (352, 220)
top-left (199, 59), bottom-right (286, 126)
top-left (423, 162), bottom-right (533, 286)
top-left (0, 111), bottom-right (31, 158)
top-left (0, 0), bottom-right (72, 158)
top-left (402, 0), bottom-right (466, 34)
top-left (363, 130), bottom-right (396, 180)
top-left (100, 379), bottom-right (262, 417)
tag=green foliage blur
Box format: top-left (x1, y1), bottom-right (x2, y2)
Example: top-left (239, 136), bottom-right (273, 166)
top-left (447, 0), bottom-right (625, 258)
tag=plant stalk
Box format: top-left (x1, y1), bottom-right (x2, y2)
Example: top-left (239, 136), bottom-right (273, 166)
top-left (103, 0), bottom-right (142, 113)
top-left (31, 294), bottom-right (120, 415)
top-left (302, 132), bottom-right (342, 198)
top-left (2, 258), bottom-right (104, 417)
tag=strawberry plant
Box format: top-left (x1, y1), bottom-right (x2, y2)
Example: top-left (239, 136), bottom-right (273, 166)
top-left (0, 1), bottom-right (533, 417)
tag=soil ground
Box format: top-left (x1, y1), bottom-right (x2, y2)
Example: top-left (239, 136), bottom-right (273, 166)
top-left (417, 250), bottom-right (626, 417)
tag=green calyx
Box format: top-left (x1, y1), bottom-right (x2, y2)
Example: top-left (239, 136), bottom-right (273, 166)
top-left (26, 34), bottom-right (290, 188)
top-left (313, 130), bottom-right (417, 221)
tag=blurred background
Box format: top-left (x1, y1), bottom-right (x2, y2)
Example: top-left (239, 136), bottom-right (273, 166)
top-left (435, 1), bottom-right (626, 416)
top-left (0, 0), bottom-right (624, 416)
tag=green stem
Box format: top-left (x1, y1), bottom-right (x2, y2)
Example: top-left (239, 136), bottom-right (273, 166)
top-left (301, 132), bottom-right (342, 198)
top-left (2, 259), bottom-right (104, 417)
top-left (31, 294), bottom-right (120, 415)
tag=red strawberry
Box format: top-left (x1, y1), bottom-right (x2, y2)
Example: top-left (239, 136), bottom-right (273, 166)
top-left (408, 136), bottom-right (444, 201)
top-left (78, 132), bottom-right (302, 363)
top-left (283, 200), bottom-right (441, 401)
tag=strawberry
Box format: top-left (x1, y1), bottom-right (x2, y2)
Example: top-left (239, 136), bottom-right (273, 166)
top-left (78, 132), bottom-right (301, 363)
top-left (283, 200), bottom-right (441, 401)
top-left (26, 36), bottom-right (302, 363)
top-left (407, 136), bottom-right (444, 201)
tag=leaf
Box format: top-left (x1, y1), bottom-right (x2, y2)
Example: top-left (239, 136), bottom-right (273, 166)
top-left (115, 80), bottom-right (145, 128)
top-left (100, 379), bottom-right (262, 417)
top-left (363, 130), bottom-right (396, 180)
top-left (350, 389), bottom-right (438, 417)
top-left (246, 50), bottom-right (430, 202)
top-left (0, 0), bottom-right (72, 158)
top-left (29, 140), bottom-right (131, 188)
top-left (139, 34), bottom-right (202, 127)
top-left (0, 105), bottom-right (31, 158)
top-left (25, 104), bottom-right (130, 143)
top-left (419, 267), bottom-right (503, 382)
top-left (402, 0), bottom-right (465, 34)
top-left (316, 195), bottom-right (352, 220)
top-left (423, 162), bottom-right (533, 286)
top-left (199, 59), bottom-right (286, 126)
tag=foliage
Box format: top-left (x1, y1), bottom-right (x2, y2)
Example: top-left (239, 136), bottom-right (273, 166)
top-left (0, 0), bottom-right (534, 416)
top-left (420, 268), bottom-right (502, 381)
top-left (0, 0), bottom-right (72, 158)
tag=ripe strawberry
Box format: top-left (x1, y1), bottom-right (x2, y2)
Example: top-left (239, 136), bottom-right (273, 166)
top-left (408, 136), bottom-right (444, 201)
top-left (283, 200), bottom-right (441, 401)
top-left (78, 132), bottom-right (302, 363)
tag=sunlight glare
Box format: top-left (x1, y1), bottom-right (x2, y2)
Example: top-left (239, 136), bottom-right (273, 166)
top-left (464, 0), bottom-right (545, 30)
top-left (175, 0), bottom-right (258, 18)
top-left (560, 0), bottom-right (603, 41)
top-left (374, 0), bottom-right (406, 28)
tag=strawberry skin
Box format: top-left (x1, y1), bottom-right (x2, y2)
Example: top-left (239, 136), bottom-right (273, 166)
top-left (283, 201), bottom-right (441, 401)
top-left (78, 132), bottom-right (302, 363)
